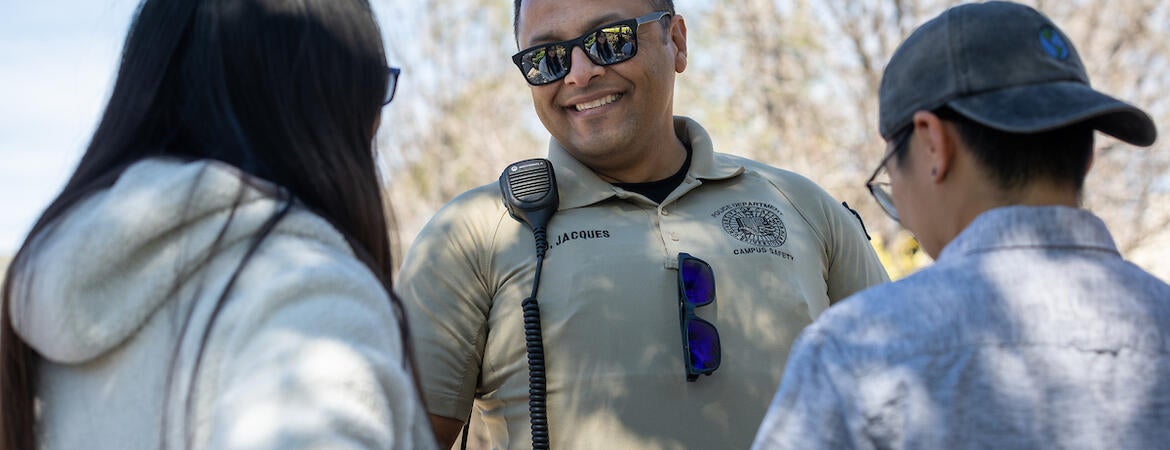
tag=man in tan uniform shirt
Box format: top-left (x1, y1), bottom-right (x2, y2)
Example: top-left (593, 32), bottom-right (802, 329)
top-left (397, 0), bottom-right (890, 448)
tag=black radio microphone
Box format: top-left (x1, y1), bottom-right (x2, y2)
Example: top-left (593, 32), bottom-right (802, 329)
top-left (500, 158), bottom-right (559, 257)
top-left (498, 158), bottom-right (559, 450)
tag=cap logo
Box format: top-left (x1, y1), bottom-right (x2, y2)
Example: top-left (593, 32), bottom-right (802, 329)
top-left (1039, 27), bottom-right (1069, 60)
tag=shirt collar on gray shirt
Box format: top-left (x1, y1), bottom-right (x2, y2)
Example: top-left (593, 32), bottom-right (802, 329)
top-left (938, 205), bottom-right (1120, 261)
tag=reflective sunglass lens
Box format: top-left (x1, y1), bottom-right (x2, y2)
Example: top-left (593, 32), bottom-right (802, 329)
top-left (687, 319), bottom-right (721, 371)
top-left (583, 33), bottom-right (599, 57)
top-left (525, 47), bottom-right (568, 85)
top-left (587, 26), bottom-right (636, 65)
top-left (681, 258), bottom-right (715, 307)
top-left (514, 19), bottom-right (643, 85)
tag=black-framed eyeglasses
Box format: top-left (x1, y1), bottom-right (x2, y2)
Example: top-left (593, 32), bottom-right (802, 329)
top-left (866, 126), bottom-right (912, 222)
top-left (512, 10), bottom-right (672, 86)
top-left (678, 252), bottom-right (721, 382)
top-left (383, 67), bottom-right (401, 105)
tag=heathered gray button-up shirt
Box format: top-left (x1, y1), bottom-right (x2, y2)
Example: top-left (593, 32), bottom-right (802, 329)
top-left (752, 205), bottom-right (1170, 450)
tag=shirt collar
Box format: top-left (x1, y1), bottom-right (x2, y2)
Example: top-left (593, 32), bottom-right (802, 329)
top-left (938, 205), bottom-right (1120, 261)
top-left (548, 116), bottom-right (744, 210)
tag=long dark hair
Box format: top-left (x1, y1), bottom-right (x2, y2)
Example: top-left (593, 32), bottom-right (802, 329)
top-left (1, 0), bottom-right (417, 448)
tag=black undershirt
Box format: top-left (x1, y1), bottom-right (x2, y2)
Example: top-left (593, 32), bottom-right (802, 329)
top-left (612, 147), bottom-right (692, 204)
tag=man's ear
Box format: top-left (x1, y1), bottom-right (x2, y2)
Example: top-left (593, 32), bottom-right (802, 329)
top-left (913, 110), bottom-right (956, 183)
top-left (671, 15), bottom-right (688, 73)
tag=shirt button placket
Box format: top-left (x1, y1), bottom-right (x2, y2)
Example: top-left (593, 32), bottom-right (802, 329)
top-left (661, 207), bottom-right (681, 258)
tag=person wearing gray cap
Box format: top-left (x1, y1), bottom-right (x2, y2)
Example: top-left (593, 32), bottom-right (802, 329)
top-left (751, 2), bottom-right (1170, 449)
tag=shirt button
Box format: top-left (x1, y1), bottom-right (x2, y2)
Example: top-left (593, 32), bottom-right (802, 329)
top-left (670, 232), bottom-right (680, 241)
top-left (661, 209), bottom-right (671, 216)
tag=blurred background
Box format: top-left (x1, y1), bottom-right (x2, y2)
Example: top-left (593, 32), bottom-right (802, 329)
top-left (379, 0), bottom-right (1170, 281)
top-left (2, 0), bottom-right (1167, 281)
top-left (2, 1), bottom-right (1167, 447)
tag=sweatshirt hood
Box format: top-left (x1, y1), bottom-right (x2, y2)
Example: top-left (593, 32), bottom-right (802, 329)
top-left (8, 158), bottom-right (282, 364)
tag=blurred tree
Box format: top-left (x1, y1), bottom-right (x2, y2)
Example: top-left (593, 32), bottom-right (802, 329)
top-left (685, 0), bottom-right (1170, 277)
top-left (377, 0), bottom-right (1170, 280)
top-left (378, 0), bottom-right (543, 247)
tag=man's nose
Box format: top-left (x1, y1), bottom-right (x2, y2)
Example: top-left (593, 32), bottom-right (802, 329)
top-left (562, 46), bottom-right (604, 86)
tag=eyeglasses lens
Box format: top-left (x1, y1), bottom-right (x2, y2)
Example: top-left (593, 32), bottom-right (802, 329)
top-left (866, 128), bottom-right (909, 222)
top-left (384, 67), bottom-right (401, 105)
top-left (870, 183), bottom-right (898, 222)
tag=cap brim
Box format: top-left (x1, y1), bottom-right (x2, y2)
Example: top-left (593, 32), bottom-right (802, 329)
top-left (947, 81), bottom-right (1157, 147)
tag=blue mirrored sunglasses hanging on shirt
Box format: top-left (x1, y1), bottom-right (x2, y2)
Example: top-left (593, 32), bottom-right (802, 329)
top-left (512, 11), bottom-right (671, 86)
top-left (678, 252), bottom-right (721, 381)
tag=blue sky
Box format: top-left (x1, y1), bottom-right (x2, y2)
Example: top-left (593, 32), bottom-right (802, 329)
top-left (0, 1), bottom-right (140, 254)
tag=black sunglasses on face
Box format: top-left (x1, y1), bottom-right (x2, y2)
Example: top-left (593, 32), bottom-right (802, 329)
top-left (383, 66), bottom-right (401, 105)
top-left (678, 252), bottom-right (721, 382)
top-left (866, 126), bottom-right (912, 222)
top-left (512, 11), bottom-right (671, 86)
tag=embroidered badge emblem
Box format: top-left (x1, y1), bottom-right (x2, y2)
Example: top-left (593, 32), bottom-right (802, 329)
top-left (1039, 27), bottom-right (1069, 61)
top-left (720, 204), bottom-right (787, 247)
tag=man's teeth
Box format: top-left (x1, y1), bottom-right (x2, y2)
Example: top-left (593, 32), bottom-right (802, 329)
top-left (575, 94), bottom-right (622, 111)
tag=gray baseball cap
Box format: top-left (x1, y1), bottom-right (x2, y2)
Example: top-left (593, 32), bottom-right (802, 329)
top-left (878, 1), bottom-right (1156, 146)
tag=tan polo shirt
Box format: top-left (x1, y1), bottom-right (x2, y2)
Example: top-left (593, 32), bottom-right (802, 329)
top-left (397, 117), bottom-right (889, 449)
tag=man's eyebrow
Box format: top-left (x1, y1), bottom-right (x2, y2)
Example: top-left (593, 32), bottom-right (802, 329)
top-left (525, 12), bottom-right (628, 46)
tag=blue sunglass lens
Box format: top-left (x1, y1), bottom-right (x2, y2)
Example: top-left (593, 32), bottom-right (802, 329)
top-left (678, 252), bottom-right (720, 381)
top-left (681, 258), bottom-right (715, 307)
top-left (687, 319), bottom-right (720, 371)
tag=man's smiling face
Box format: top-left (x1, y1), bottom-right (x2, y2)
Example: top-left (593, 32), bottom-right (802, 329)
top-left (515, 0), bottom-right (685, 173)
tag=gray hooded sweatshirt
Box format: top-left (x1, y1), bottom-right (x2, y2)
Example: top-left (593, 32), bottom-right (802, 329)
top-left (8, 158), bottom-right (435, 449)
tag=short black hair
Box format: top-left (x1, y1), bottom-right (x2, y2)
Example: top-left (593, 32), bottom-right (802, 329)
top-left (934, 106), bottom-right (1095, 191)
top-left (889, 125), bottom-right (914, 170)
top-left (512, 0), bottom-right (676, 40)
